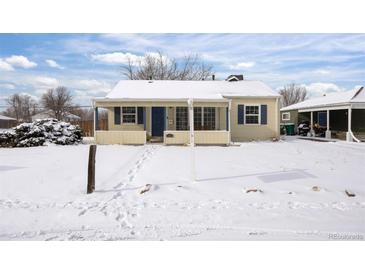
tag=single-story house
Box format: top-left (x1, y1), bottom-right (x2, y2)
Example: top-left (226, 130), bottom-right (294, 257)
top-left (0, 114), bottom-right (17, 129)
top-left (92, 78), bottom-right (280, 145)
top-left (31, 110), bottom-right (81, 122)
top-left (280, 87), bottom-right (365, 142)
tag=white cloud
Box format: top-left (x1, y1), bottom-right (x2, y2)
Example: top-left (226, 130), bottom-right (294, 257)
top-left (5, 55), bottom-right (37, 69)
top-left (90, 51), bottom-right (170, 66)
top-left (35, 76), bottom-right (59, 89)
top-left (0, 83), bottom-right (16, 89)
top-left (230, 61), bottom-right (256, 69)
top-left (46, 59), bottom-right (64, 69)
top-left (91, 52), bottom-right (143, 64)
top-left (314, 69), bottom-right (331, 75)
top-left (303, 82), bottom-right (345, 98)
top-left (74, 79), bottom-right (111, 93)
top-left (0, 59), bottom-right (14, 71)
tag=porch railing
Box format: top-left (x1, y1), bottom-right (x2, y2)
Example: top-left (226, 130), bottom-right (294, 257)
top-left (164, 130), bottom-right (230, 145)
top-left (95, 130), bottom-right (146, 145)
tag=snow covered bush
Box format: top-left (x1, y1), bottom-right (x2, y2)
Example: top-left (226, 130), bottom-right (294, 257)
top-left (0, 119), bottom-right (83, 147)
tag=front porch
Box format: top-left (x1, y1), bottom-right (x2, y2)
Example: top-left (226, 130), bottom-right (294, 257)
top-left (93, 99), bottom-right (231, 145)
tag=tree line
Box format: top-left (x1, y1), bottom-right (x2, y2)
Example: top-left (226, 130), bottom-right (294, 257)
top-left (2, 87), bottom-right (93, 122)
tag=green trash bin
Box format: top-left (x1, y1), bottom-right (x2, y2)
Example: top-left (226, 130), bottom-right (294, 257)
top-left (284, 123), bottom-right (295, 135)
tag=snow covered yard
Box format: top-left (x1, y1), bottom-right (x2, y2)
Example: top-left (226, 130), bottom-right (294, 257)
top-left (0, 138), bottom-right (364, 240)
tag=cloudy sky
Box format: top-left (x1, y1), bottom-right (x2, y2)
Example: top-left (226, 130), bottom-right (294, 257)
top-left (1, 33), bottom-right (365, 108)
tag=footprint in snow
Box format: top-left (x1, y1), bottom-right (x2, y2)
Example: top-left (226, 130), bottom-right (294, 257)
top-left (113, 182), bottom-right (126, 189)
top-left (115, 212), bottom-right (125, 221)
top-left (112, 191), bottom-right (122, 199)
top-left (45, 236), bottom-right (59, 241)
top-left (78, 209), bottom-right (87, 216)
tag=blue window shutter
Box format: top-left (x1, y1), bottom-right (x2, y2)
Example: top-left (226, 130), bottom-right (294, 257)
top-left (95, 107), bottom-right (99, 130)
top-left (238, 105), bottom-right (244, 124)
top-left (114, 107), bottom-right (121, 125)
top-left (143, 107), bottom-right (146, 130)
top-left (137, 107), bottom-right (144, 124)
top-left (261, 105), bottom-right (267, 125)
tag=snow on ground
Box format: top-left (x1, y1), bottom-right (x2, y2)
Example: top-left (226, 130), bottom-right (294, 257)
top-left (0, 138), bottom-right (364, 240)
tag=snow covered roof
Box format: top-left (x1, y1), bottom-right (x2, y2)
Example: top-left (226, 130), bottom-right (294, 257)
top-left (0, 114), bottom-right (16, 120)
top-left (281, 87), bottom-right (365, 111)
top-left (103, 80), bottom-right (279, 101)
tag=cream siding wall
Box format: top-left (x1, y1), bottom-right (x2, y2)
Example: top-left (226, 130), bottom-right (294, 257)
top-left (230, 98), bottom-right (279, 141)
top-left (164, 131), bottom-right (189, 144)
top-left (96, 130), bottom-right (146, 145)
top-left (166, 107), bottom-right (175, 130)
top-left (164, 130), bottom-right (229, 145)
top-left (195, 130), bottom-right (230, 145)
top-left (218, 107), bottom-right (227, 130)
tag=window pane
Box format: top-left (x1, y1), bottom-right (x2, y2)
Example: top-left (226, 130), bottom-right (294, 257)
top-left (176, 107), bottom-right (188, 130)
top-left (245, 115), bottom-right (259, 124)
top-left (282, 113), bottom-right (290, 120)
top-left (122, 114), bottom-right (136, 123)
top-left (203, 107), bottom-right (215, 130)
top-left (122, 107), bottom-right (136, 114)
top-left (121, 107), bottom-right (136, 123)
top-left (246, 106), bottom-right (259, 115)
top-left (194, 107), bottom-right (202, 130)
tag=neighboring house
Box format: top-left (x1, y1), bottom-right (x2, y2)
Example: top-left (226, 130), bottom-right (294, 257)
top-left (280, 87), bottom-right (365, 141)
top-left (226, 74), bottom-right (244, 81)
top-left (31, 110), bottom-right (81, 122)
top-left (92, 79), bottom-right (280, 145)
top-left (0, 114), bottom-right (17, 129)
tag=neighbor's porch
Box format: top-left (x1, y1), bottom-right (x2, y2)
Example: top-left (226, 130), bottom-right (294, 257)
top-left (93, 99), bottom-right (231, 145)
top-left (297, 103), bottom-right (365, 142)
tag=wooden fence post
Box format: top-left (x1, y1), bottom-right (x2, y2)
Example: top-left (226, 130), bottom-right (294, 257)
top-left (87, 144), bottom-right (97, 194)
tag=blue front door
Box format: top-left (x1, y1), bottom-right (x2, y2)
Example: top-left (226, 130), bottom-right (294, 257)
top-left (152, 107), bottom-right (165, 137)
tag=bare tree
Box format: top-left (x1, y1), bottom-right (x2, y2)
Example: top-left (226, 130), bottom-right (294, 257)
top-left (279, 83), bottom-right (308, 107)
top-left (4, 93), bottom-right (38, 122)
top-left (122, 52), bottom-right (213, 80)
top-left (41, 86), bottom-right (73, 120)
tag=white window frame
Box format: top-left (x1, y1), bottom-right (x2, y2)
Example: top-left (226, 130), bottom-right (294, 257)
top-left (244, 104), bottom-right (261, 125)
top-left (193, 107), bottom-right (216, 130)
top-left (121, 106), bottom-right (137, 124)
top-left (175, 106), bottom-right (189, 130)
top-left (282, 112), bottom-right (290, 121)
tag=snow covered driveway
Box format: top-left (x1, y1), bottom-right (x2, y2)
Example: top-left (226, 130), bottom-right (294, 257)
top-left (0, 139), bottom-right (364, 240)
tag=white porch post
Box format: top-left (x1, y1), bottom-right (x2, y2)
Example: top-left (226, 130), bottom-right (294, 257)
top-left (188, 99), bottom-right (196, 182)
top-left (325, 109), bottom-right (331, 139)
top-left (188, 99), bottom-right (194, 146)
top-left (310, 111), bottom-right (314, 136)
top-left (346, 106), bottom-right (353, 142)
top-left (228, 100), bottom-right (232, 144)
